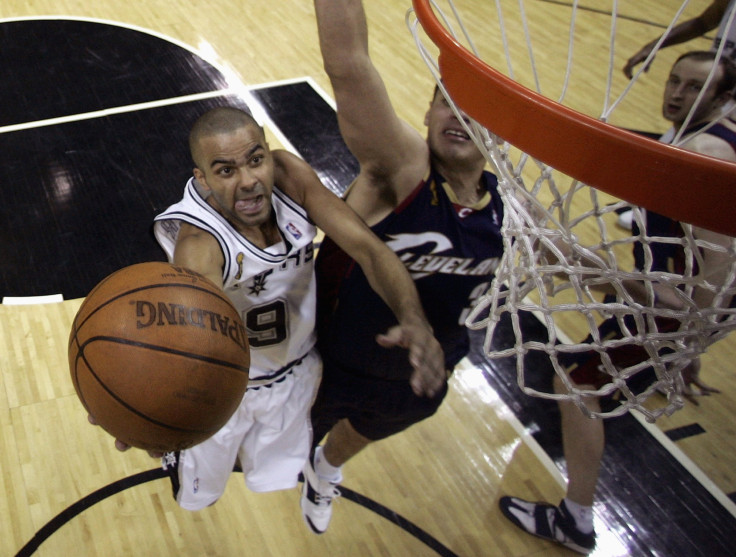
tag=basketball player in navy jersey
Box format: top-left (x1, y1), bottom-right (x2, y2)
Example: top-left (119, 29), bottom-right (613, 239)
top-left (501, 51), bottom-right (736, 554)
top-left (301, 0), bottom-right (505, 533)
top-left (105, 107), bottom-right (445, 511)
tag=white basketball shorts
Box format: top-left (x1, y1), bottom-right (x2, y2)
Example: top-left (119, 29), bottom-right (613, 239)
top-left (169, 348), bottom-right (321, 511)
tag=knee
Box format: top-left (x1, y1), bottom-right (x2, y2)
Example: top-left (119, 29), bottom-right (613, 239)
top-left (554, 373), bottom-right (601, 415)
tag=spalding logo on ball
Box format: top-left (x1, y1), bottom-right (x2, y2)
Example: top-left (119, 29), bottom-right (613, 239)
top-left (68, 261), bottom-right (250, 452)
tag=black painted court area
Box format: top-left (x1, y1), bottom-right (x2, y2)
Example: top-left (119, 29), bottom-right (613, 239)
top-left (2, 17), bottom-right (735, 557)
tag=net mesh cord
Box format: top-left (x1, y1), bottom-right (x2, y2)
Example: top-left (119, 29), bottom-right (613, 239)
top-left (408, 0), bottom-right (736, 420)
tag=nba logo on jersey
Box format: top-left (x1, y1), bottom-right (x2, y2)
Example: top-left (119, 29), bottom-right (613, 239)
top-left (192, 477), bottom-right (199, 494)
top-left (286, 222), bottom-right (302, 240)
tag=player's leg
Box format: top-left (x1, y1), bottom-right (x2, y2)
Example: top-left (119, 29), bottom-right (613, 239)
top-left (303, 368), bottom-right (448, 534)
top-left (163, 402), bottom-right (248, 511)
top-left (322, 418), bottom-right (371, 467)
top-left (557, 376), bottom-right (603, 508)
top-left (499, 352), bottom-right (605, 554)
top-left (302, 363), bottom-right (369, 535)
top-left (240, 349), bottom-right (322, 493)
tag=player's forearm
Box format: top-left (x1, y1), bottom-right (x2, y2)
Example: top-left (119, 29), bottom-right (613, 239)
top-left (648, 18), bottom-right (711, 51)
top-left (314, 0), bottom-right (369, 79)
top-left (360, 247), bottom-right (431, 330)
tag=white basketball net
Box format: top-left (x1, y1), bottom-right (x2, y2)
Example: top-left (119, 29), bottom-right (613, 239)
top-left (408, 0), bottom-right (736, 420)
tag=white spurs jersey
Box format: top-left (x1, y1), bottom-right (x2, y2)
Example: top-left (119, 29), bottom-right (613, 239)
top-left (154, 178), bottom-right (318, 380)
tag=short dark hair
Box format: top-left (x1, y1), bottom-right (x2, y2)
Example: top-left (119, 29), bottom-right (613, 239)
top-left (189, 107), bottom-right (261, 166)
top-left (673, 50), bottom-right (736, 97)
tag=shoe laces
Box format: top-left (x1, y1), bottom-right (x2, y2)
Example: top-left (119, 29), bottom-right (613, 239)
top-left (313, 483), bottom-right (341, 507)
top-left (547, 507), bottom-right (570, 543)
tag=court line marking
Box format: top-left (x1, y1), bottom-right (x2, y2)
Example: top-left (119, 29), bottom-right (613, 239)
top-left (0, 14), bottom-right (294, 155)
top-left (15, 467), bottom-right (458, 557)
top-left (0, 90), bottom-right (234, 135)
top-left (631, 409), bottom-right (736, 518)
top-left (453, 356), bottom-right (566, 489)
top-left (2, 294), bottom-right (64, 305)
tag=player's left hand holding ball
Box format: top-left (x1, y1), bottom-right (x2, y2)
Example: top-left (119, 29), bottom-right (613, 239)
top-left (88, 414), bottom-right (164, 458)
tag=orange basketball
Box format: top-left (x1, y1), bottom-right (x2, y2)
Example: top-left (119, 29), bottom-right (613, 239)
top-left (68, 262), bottom-right (250, 452)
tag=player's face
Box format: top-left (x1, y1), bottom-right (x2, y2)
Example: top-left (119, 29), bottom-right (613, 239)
top-left (424, 90), bottom-right (485, 166)
top-left (662, 58), bottom-right (725, 128)
top-left (193, 124), bottom-right (275, 233)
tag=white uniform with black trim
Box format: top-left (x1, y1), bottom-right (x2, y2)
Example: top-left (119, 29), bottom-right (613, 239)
top-left (153, 178), bottom-right (321, 507)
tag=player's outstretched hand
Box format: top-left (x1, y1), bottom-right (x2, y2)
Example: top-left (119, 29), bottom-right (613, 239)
top-left (623, 45), bottom-right (655, 79)
top-left (376, 323), bottom-right (446, 398)
top-left (681, 359), bottom-right (721, 406)
top-left (87, 414), bottom-right (163, 458)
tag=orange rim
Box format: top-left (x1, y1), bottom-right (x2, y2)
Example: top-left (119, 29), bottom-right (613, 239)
top-left (413, 0), bottom-right (736, 236)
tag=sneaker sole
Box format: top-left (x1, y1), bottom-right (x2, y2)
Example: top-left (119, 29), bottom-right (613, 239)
top-left (303, 514), bottom-right (326, 535)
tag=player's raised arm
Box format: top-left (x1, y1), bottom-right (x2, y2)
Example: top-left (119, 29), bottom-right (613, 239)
top-left (313, 0), bottom-right (428, 194)
top-left (623, 0), bottom-right (729, 78)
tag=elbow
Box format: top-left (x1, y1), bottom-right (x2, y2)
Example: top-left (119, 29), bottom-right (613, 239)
top-left (322, 54), bottom-right (366, 83)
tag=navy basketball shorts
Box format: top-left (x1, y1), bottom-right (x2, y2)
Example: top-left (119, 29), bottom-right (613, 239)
top-left (310, 360), bottom-right (449, 445)
top-left (562, 314), bottom-right (681, 391)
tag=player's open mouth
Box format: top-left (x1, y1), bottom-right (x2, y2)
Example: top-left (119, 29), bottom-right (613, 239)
top-left (445, 129), bottom-right (470, 141)
top-left (235, 195), bottom-right (264, 215)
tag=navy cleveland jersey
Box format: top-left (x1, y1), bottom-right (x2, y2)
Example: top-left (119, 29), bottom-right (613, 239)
top-left (634, 122), bottom-right (736, 273)
top-left (316, 166), bottom-right (504, 380)
top-left (632, 210), bottom-right (687, 274)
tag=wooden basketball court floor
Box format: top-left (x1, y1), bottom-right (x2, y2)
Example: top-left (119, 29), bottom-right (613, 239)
top-left (1, 1), bottom-right (736, 555)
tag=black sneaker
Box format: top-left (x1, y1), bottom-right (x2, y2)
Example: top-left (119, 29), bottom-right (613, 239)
top-left (499, 496), bottom-right (596, 554)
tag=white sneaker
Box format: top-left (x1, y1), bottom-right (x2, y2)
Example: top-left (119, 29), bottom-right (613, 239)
top-left (300, 455), bottom-right (341, 534)
top-left (617, 209), bottom-right (633, 230)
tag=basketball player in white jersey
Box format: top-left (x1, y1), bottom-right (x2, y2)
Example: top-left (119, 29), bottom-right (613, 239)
top-left (110, 106), bottom-right (445, 511)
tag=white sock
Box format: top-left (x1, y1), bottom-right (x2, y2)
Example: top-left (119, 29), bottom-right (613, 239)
top-left (314, 446), bottom-right (343, 483)
top-left (563, 498), bottom-right (594, 534)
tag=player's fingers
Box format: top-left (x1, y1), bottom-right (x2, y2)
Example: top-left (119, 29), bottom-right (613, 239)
top-left (375, 334), bottom-right (399, 348)
top-left (409, 356), bottom-right (445, 397)
top-left (409, 369), bottom-right (441, 398)
top-left (409, 373), bottom-right (427, 397)
top-left (682, 391), bottom-right (701, 406)
top-left (87, 414), bottom-right (98, 425)
top-left (375, 328), bottom-right (406, 349)
top-left (378, 325), bottom-right (445, 397)
top-left (114, 439), bottom-right (132, 452)
top-left (693, 380), bottom-right (721, 395)
top-left (693, 386), bottom-right (718, 396)
top-left (409, 340), bottom-right (443, 372)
